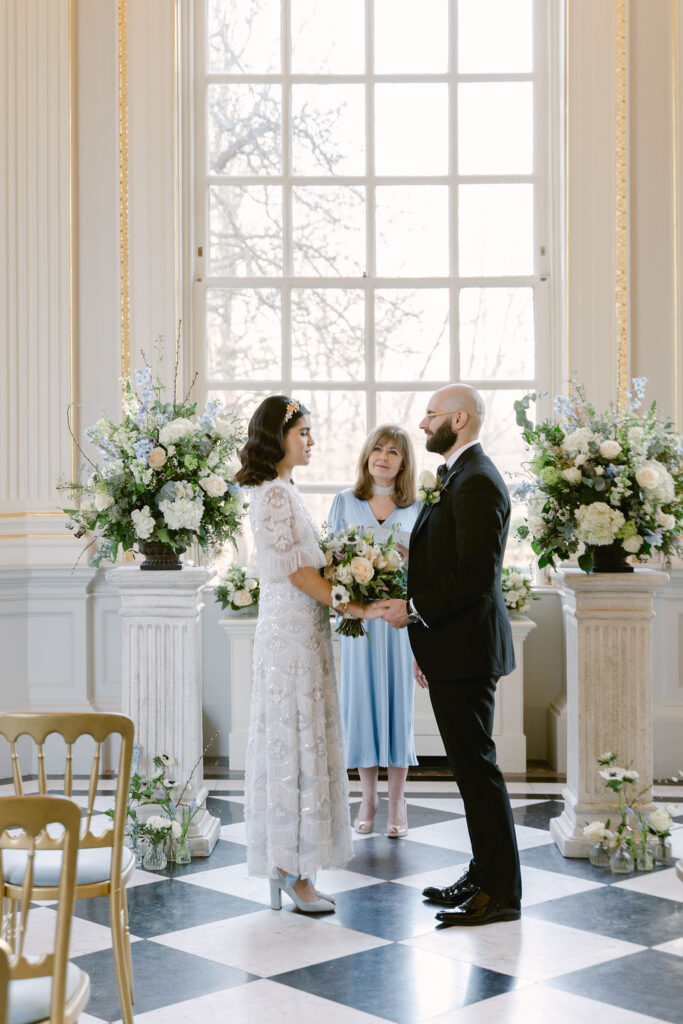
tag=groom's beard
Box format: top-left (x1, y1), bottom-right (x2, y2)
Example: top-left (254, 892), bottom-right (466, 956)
top-left (426, 420), bottom-right (458, 454)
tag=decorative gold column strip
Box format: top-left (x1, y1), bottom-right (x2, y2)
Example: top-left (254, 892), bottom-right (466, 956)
top-left (615, 0), bottom-right (629, 410)
top-left (673, 0), bottom-right (681, 431)
top-left (118, 0), bottom-right (130, 388)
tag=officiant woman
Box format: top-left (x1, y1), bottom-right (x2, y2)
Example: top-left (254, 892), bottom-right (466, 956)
top-left (328, 425), bottom-right (422, 839)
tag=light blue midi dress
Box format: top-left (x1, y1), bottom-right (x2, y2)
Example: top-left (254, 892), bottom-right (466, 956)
top-left (327, 489), bottom-right (421, 769)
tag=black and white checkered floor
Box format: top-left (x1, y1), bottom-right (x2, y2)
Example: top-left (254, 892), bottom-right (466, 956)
top-left (22, 778), bottom-right (683, 1023)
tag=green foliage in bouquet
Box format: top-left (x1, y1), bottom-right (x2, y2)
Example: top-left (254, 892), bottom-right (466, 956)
top-left (514, 377), bottom-right (683, 572)
top-left (61, 338), bottom-right (246, 566)
top-left (320, 522), bottom-right (407, 638)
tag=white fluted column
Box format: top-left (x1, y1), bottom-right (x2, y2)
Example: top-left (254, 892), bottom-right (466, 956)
top-left (107, 566), bottom-right (219, 856)
top-left (219, 615), bottom-right (258, 772)
top-left (550, 568), bottom-right (669, 857)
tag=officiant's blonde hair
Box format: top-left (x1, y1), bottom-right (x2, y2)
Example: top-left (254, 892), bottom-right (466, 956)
top-left (354, 424), bottom-right (416, 508)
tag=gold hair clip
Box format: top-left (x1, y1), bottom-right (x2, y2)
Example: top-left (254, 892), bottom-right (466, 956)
top-left (284, 400), bottom-right (300, 422)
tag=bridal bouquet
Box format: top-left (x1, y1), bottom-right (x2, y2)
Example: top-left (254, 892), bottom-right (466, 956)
top-left (514, 377), bottom-right (683, 572)
top-left (61, 339), bottom-right (246, 566)
top-left (320, 523), bottom-right (407, 638)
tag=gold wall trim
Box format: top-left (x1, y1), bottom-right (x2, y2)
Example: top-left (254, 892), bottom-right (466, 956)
top-left (615, 0), bottom-right (629, 410)
top-left (118, 0), bottom-right (130, 388)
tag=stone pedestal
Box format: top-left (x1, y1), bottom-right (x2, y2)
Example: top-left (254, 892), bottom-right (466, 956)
top-left (107, 566), bottom-right (220, 856)
top-left (219, 614), bottom-right (258, 772)
top-left (550, 568), bottom-right (669, 858)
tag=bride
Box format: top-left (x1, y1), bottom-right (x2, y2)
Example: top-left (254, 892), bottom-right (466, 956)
top-left (235, 395), bottom-right (383, 912)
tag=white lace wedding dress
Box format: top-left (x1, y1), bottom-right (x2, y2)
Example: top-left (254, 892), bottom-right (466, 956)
top-left (244, 476), bottom-right (353, 879)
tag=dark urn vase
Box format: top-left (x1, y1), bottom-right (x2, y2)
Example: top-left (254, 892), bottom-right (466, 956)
top-left (137, 541), bottom-right (185, 571)
top-left (591, 542), bottom-right (634, 573)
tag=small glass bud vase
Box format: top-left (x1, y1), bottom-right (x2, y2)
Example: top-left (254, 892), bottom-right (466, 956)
top-left (589, 841), bottom-right (611, 867)
top-left (142, 840), bottom-right (167, 872)
top-left (636, 846), bottom-right (654, 872)
top-left (654, 836), bottom-right (672, 865)
top-left (609, 842), bottom-right (635, 875)
top-left (172, 836), bottom-right (191, 865)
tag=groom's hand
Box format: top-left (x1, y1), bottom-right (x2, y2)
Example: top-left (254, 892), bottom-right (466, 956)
top-left (381, 599), bottom-right (410, 629)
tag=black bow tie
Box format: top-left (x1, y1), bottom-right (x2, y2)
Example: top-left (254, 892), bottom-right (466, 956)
top-left (437, 463), bottom-right (448, 482)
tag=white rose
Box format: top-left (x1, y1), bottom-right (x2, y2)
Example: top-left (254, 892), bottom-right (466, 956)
top-left (562, 427), bottom-right (594, 453)
top-left (648, 808), bottom-right (673, 833)
top-left (622, 534), bottom-right (643, 553)
top-left (594, 466), bottom-right (605, 476)
top-left (635, 462), bottom-right (661, 490)
top-left (384, 548), bottom-right (403, 571)
top-left (159, 418), bottom-right (195, 448)
top-left (599, 439), bottom-right (622, 459)
top-left (419, 470), bottom-right (437, 489)
top-left (213, 417), bottom-right (235, 439)
top-left (350, 556), bottom-right (375, 586)
top-left (148, 447), bottom-right (167, 469)
top-left (656, 511), bottom-right (676, 531)
top-left (562, 467), bottom-right (582, 484)
top-left (131, 505), bottom-right (155, 540)
top-left (95, 492), bottom-right (115, 511)
top-left (199, 474), bottom-right (228, 498)
top-left (232, 589), bottom-right (253, 607)
top-left (244, 577), bottom-right (258, 591)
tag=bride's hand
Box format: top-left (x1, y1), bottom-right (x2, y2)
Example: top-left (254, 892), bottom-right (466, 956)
top-left (395, 542), bottom-right (409, 561)
top-left (361, 600), bottom-right (388, 620)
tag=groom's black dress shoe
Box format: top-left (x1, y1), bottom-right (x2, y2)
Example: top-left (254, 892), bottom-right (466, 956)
top-left (435, 887), bottom-right (521, 926)
top-left (422, 872), bottom-right (478, 907)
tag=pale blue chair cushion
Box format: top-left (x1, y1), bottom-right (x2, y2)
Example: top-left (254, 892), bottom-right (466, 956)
top-left (9, 962), bottom-right (85, 1024)
top-left (1, 845), bottom-right (134, 887)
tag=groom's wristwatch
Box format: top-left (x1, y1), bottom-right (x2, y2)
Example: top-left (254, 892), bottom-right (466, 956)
top-left (407, 598), bottom-right (423, 625)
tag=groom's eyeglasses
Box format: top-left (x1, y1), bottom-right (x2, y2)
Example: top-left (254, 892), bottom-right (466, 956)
top-left (424, 409), bottom-right (459, 422)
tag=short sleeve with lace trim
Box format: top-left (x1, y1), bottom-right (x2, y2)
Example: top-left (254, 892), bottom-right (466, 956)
top-left (249, 478), bottom-right (326, 580)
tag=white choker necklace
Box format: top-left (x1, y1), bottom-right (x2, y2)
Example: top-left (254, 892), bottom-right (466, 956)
top-left (372, 484), bottom-right (395, 496)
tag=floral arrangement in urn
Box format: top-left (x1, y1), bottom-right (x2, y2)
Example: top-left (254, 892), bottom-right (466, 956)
top-left (500, 567), bottom-right (537, 614)
top-left (61, 339), bottom-right (245, 567)
top-left (514, 378), bottom-right (683, 572)
top-left (320, 522), bottom-right (407, 637)
top-left (213, 562), bottom-right (260, 613)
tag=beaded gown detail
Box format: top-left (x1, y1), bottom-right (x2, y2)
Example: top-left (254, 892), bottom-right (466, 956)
top-left (244, 477), bottom-right (353, 879)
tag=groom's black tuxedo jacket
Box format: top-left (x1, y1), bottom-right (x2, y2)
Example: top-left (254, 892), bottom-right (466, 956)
top-left (408, 443), bottom-right (515, 682)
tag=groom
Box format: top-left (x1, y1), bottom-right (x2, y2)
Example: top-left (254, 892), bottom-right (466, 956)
top-left (380, 384), bottom-right (521, 925)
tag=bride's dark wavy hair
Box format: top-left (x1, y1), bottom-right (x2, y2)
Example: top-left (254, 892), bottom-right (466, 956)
top-left (236, 395), bottom-right (309, 487)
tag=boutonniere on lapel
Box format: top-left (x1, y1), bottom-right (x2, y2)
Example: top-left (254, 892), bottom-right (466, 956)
top-left (417, 470), bottom-right (444, 506)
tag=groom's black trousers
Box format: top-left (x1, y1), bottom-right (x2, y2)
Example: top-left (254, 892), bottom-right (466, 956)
top-left (428, 674), bottom-right (522, 906)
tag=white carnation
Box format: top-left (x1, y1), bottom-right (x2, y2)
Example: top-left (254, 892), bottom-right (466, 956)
top-left (95, 491), bottom-right (115, 511)
top-left (159, 418), bottom-right (195, 447)
top-left (562, 427), bottom-right (594, 453)
top-left (575, 502), bottom-right (625, 546)
top-left (562, 467), bottom-right (582, 484)
top-left (419, 470), bottom-right (437, 489)
top-left (599, 439), bottom-right (622, 459)
top-left (131, 505), bottom-right (155, 540)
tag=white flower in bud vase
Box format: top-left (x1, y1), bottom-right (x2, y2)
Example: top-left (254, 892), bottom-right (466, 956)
top-left (232, 590), bottom-right (253, 607)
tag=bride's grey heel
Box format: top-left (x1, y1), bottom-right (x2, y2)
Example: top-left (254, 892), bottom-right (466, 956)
top-left (269, 873), bottom-right (335, 913)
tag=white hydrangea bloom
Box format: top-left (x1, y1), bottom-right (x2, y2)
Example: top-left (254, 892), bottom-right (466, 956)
top-left (575, 502), bottom-right (625, 546)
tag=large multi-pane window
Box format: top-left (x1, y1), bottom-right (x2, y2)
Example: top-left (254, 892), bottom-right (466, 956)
top-left (195, 0), bottom-right (551, 542)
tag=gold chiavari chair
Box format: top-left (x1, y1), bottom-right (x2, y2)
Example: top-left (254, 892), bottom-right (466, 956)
top-left (0, 714), bottom-right (134, 1024)
top-left (0, 937), bottom-right (9, 1024)
top-left (0, 795), bottom-right (90, 1023)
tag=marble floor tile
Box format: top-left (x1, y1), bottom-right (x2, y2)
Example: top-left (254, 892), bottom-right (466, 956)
top-left (402, 915), bottom-right (645, 983)
top-left (525, 885), bottom-right (683, 946)
top-left (152, 907), bottom-right (390, 976)
top-left (23, 906), bottom-right (141, 959)
top-left (652, 936), bottom-right (683, 957)
top-left (611, 865), bottom-right (683, 902)
top-left (406, 819), bottom-right (553, 853)
top-left (419, 984), bottom-right (672, 1024)
top-left (345, 836), bottom-right (470, 880)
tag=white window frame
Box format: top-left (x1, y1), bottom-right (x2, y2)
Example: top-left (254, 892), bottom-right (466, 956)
top-left (185, 0), bottom-right (565, 503)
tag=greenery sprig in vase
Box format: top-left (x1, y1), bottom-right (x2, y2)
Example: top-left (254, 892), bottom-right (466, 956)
top-left (61, 336), bottom-right (246, 567)
top-left (514, 377), bottom-right (682, 572)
